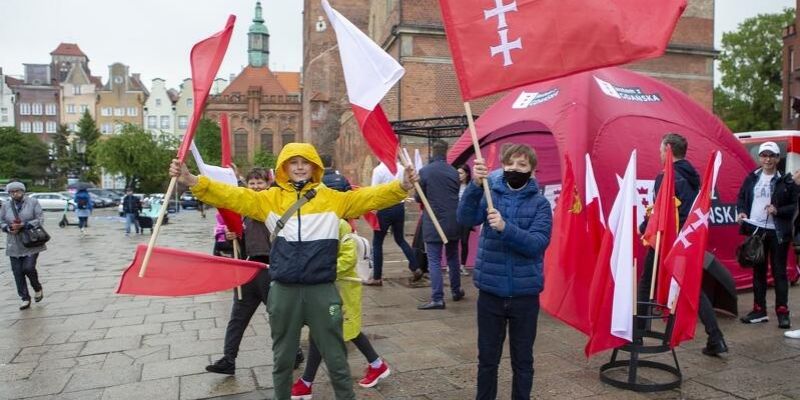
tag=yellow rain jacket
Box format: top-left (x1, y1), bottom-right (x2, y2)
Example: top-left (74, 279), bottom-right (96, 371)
top-left (191, 143), bottom-right (408, 284)
top-left (335, 220), bottom-right (361, 341)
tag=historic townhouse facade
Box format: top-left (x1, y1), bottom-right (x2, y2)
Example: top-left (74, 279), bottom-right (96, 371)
top-left (95, 63), bottom-right (147, 134)
top-left (143, 78), bottom-right (178, 137)
top-left (174, 78), bottom-right (193, 140)
top-left (9, 64), bottom-right (60, 143)
top-left (51, 44), bottom-right (102, 132)
top-left (0, 68), bottom-right (15, 128)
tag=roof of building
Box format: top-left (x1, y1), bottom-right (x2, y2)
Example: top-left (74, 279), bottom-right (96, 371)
top-left (5, 75), bottom-right (22, 88)
top-left (274, 71), bottom-right (300, 94)
top-left (50, 43), bottom-right (87, 58)
top-left (90, 76), bottom-right (103, 88)
top-left (221, 66), bottom-right (288, 97)
top-left (167, 89), bottom-right (179, 103)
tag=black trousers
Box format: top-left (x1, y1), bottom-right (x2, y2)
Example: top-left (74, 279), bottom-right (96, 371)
top-left (752, 230), bottom-right (790, 310)
top-left (302, 332), bottom-right (379, 382)
top-left (222, 258), bottom-right (269, 360)
top-left (10, 254), bottom-right (42, 301)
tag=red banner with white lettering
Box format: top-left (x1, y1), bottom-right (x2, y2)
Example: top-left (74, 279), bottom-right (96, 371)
top-left (438, 0), bottom-right (686, 100)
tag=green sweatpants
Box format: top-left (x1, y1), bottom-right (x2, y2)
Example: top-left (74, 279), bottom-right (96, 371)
top-left (267, 282), bottom-right (354, 400)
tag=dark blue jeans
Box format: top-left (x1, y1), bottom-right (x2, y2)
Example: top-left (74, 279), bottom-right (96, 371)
top-left (10, 253), bottom-right (42, 301)
top-left (477, 291), bottom-right (539, 400)
top-left (426, 241), bottom-right (461, 302)
top-left (372, 203), bottom-right (417, 279)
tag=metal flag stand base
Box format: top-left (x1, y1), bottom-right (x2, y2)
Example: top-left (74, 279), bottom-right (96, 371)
top-left (599, 301), bottom-right (682, 392)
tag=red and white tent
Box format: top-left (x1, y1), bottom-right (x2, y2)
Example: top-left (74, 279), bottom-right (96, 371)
top-left (447, 67), bottom-right (762, 288)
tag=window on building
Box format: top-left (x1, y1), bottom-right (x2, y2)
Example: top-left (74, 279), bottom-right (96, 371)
top-left (32, 103), bottom-right (43, 115)
top-left (73, 85), bottom-right (82, 95)
top-left (1, 107), bottom-right (7, 115)
top-left (114, 124), bottom-right (122, 134)
top-left (186, 98), bottom-right (193, 107)
top-left (101, 123), bottom-right (112, 133)
top-left (33, 121), bottom-right (43, 133)
top-left (156, 98), bottom-right (162, 107)
top-left (46, 121), bottom-right (56, 133)
top-left (160, 116), bottom-right (170, 129)
top-left (1, 116), bottom-right (6, 123)
top-left (20, 103), bottom-right (30, 115)
top-left (234, 132), bottom-right (248, 158)
top-left (68, 123), bottom-right (77, 132)
top-left (127, 107), bottom-right (137, 116)
top-left (147, 116), bottom-right (157, 129)
top-left (20, 121), bottom-right (31, 133)
top-left (80, 105), bottom-right (89, 113)
top-left (101, 107), bottom-right (112, 116)
top-left (114, 108), bottom-right (124, 116)
top-left (67, 104), bottom-right (76, 114)
top-left (260, 130), bottom-right (274, 153)
top-left (281, 130), bottom-right (296, 147)
top-left (178, 116), bottom-right (188, 129)
top-left (45, 103), bottom-right (57, 115)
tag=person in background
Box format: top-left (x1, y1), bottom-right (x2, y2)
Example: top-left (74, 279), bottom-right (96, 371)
top-left (0, 181), bottom-right (46, 310)
top-left (456, 164), bottom-right (473, 277)
top-left (736, 141), bottom-right (796, 329)
top-left (212, 213), bottom-right (237, 257)
top-left (458, 143), bottom-right (552, 400)
top-left (291, 220), bottom-right (391, 399)
top-left (369, 161), bottom-right (420, 285)
top-left (416, 140), bottom-right (463, 310)
top-left (74, 188), bottom-right (92, 235)
top-left (121, 187), bottom-right (142, 236)
top-left (320, 154), bottom-right (352, 192)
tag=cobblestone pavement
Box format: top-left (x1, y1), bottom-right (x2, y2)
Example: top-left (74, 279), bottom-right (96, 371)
top-left (2, 207), bottom-right (800, 399)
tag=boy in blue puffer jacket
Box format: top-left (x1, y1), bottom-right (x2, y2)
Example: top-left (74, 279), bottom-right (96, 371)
top-left (457, 143), bottom-right (552, 400)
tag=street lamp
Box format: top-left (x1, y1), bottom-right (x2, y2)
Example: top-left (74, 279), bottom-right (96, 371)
top-left (75, 139), bottom-right (87, 180)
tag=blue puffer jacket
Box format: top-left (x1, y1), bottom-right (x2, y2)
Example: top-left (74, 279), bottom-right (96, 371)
top-left (457, 170), bottom-right (552, 297)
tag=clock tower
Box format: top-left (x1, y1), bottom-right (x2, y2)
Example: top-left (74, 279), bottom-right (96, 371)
top-left (248, 1), bottom-right (270, 68)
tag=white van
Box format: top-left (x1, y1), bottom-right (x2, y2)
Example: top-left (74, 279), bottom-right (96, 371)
top-left (734, 130), bottom-right (800, 174)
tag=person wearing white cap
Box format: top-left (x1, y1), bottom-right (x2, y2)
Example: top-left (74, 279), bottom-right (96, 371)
top-left (0, 181), bottom-right (46, 310)
top-left (736, 141), bottom-right (796, 329)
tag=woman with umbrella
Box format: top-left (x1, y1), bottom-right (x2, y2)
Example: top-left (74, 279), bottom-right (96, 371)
top-left (74, 186), bottom-right (93, 235)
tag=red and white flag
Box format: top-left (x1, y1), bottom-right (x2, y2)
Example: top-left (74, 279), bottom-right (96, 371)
top-left (438, 0), bottom-right (686, 100)
top-left (322, 0), bottom-right (402, 174)
top-left (585, 154), bottom-right (606, 255)
top-left (642, 145), bottom-right (678, 304)
top-left (664, 151), bottom-right (721, 348)
top-left (176, 15), bottom-right (235, 162)
top-left (586, 150), bottom-right (637, 357)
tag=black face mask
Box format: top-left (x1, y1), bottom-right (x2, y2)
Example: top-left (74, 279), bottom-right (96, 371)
top-left (503, 170), bottom-right (531, 189)
top-left (292, 180), bottom-right (310, 191)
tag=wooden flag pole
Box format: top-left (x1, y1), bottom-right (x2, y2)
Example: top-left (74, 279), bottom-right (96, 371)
top-left (138, 176), bottom-right (178, 277)
top-left (399, 148), bottom-right (448, 244)
top-left (232, 240), bottom-right (243, 300)
top-left (648, 231), bottom-right (662, 301)
top-left (463, 102), bottom-right (495, 210)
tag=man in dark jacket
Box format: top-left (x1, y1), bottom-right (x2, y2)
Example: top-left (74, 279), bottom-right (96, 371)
top-left (121, 188), bottom-right (141, 236)
top-left (638, 133), bottom-right (727, 356)
top-left (458, 143), bottom-right (552, 400)
top-left (320, 154), bottom-right (352, 192)
top-left (416, 140), bottom-right (463, 310)
top-left (736, 141), bottom-right (796, 329)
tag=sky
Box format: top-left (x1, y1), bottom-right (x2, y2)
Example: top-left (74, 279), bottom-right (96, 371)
top-left (0, 0), bottom-right (796, 90)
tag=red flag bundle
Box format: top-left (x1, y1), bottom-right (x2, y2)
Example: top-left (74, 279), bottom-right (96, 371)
top-left (321, 0), bottom-right (401, 173)
top-left (217, 113), bottom-right (244, 237)
top-left (585, 154), bottom-right (606, 256)
top-left (438, 0), bottom-right (686, 100)
top-left (117, 244), bottom-right (265, 297)
top-left (176, 15), bottom-right (236, 162)
top-left (664, 151), bottom-right (721, 348)
top-left (642, 145), bottom-right (678, 304)
top-left (542, 153), bottom-right (594, 334)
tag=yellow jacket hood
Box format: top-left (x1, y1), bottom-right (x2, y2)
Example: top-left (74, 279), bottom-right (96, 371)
top-left (274, 143), bottom-right (324, 191)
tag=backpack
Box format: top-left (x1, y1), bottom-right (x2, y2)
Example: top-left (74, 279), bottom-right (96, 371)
top-left (77, 197), bottom-right (88, 209)
top-left (347, 232), bottom-right (373, 281)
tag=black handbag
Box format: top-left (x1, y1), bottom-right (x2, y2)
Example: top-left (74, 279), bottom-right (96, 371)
top-left (11, 201), bottom-right (50, 248)
top-left (736, 226), bottom-right (765, 268)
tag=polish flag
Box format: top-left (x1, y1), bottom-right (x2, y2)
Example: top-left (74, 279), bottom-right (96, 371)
top-left (322, 0), bottom-right (402, 174)
top-left (642, 145), bottom-right (678, 305)
top-left (585, 154), bottom-right (606, 255)
top-left (215, 113), bottom-right (243, 237)
top-left (664, 151), bottom-right (721, 348)
top-left (586, 150), bottom-right (637, 357)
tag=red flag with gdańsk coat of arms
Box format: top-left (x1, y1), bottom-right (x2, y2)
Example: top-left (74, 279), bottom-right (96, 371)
top-left (664, 151), bottom-right (721, 348)
top-left (437, 0), bottom-right (686, 100)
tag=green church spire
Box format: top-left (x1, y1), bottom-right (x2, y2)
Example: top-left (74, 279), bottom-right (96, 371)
top-left (248, 1), bottom-right (270, 67)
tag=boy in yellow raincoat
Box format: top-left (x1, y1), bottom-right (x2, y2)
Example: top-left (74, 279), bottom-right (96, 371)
top-left (291, 220), bottom-right (391, 399)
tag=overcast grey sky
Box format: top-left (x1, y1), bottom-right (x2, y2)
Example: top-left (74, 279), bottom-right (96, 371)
top-left (0, 0), bottom-right (796, 90)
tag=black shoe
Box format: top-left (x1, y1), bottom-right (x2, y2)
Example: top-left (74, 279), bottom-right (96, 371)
top-left (19, 300), bottom-right (31, 310)
top-left (740, 306), bottom-right (768, 324)
top-left (452, 289), bottom-right (465, 302)
top-left (411, 269), bottom-right (424, 282)
top-left (777, 306), bottom-right (791, 329)
top-left (34, 289), bottom-right (43, 303)
top-left (702, 337), bottom-right (729, 356)
top-left (417, 301), bottom-right (445, 310)
top-left (294, 347), bottom-right (305, 370)
top-left (205, 357), bottom-right (235, 375)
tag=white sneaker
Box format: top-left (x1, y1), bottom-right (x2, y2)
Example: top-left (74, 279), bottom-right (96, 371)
top-left (19, 300), bottom-right (31, 310)
top-left (784, 329), bottom-right (800, 339)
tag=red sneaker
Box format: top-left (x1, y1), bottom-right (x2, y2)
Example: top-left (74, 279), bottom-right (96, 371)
top-left (290, 378), bottom-right (312, 400)
top-left (358, 361), bottom-right (391, 388)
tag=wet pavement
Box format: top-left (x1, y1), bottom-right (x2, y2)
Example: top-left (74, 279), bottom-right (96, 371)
top-left (1, 206), bottom-right (800, 399)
